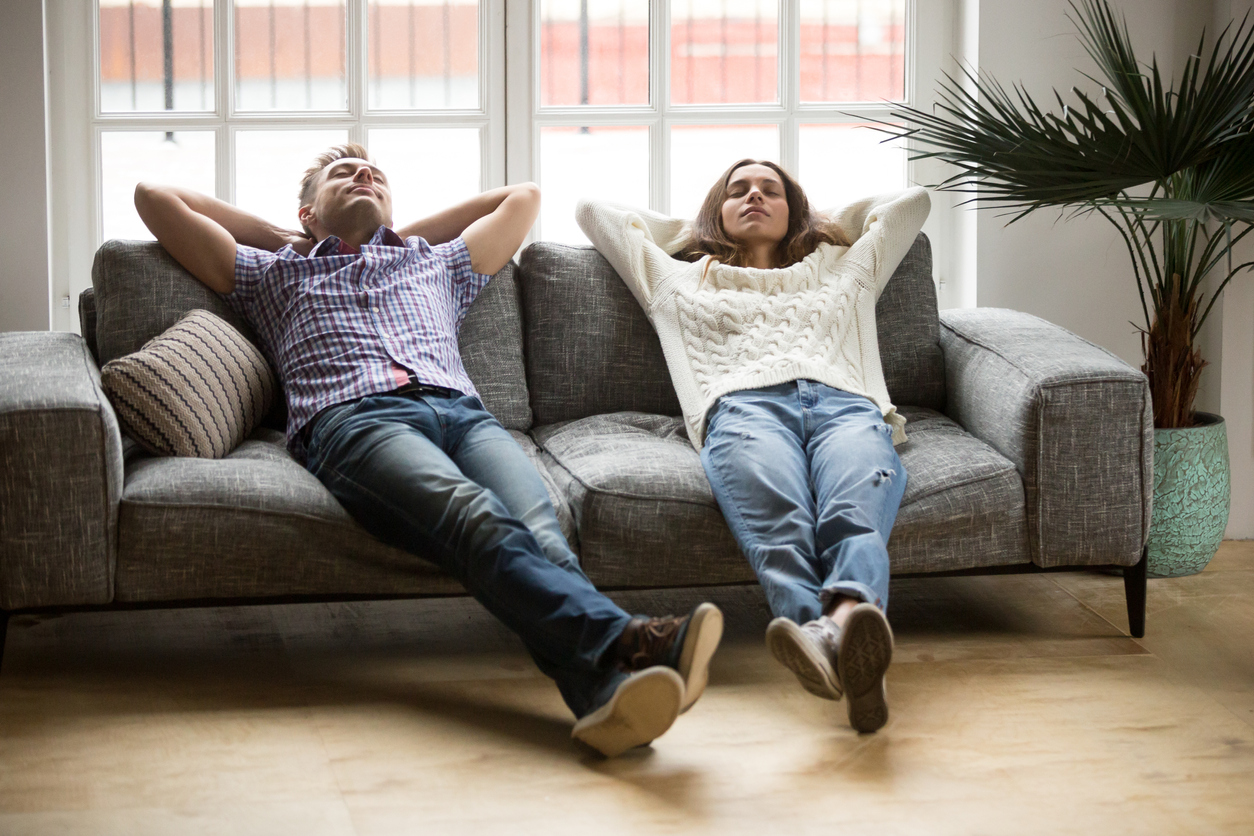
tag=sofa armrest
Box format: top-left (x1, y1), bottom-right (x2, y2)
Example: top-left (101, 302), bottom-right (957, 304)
top-left (940, 309), bottom-right (1152, 568)
top-left (0, 332), bottom-right (122, 609)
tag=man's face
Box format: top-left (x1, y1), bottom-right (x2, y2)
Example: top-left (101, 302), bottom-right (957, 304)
top-left (301, 157), bottom-right (394, 239)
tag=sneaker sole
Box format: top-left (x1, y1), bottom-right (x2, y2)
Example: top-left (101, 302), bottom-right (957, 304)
top-left (837, 604), bottom-right (893, 733)
top-left (571, 667), bottom-right (684, 758)
top-left (765, 617), bottom-right (842, 701)
top-left (677, 603), bottom-right (724, 713)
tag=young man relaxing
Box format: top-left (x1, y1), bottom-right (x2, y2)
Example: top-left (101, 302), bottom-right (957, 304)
top-left (134, 143), bottom-right (723, 757)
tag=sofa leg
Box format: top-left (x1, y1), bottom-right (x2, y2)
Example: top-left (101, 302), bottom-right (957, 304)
top-left (1123, 548), bottom-right (1148, 639)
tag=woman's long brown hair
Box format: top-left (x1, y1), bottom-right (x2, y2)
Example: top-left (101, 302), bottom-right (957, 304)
top-left (676, 159), bottom-right (850, 269)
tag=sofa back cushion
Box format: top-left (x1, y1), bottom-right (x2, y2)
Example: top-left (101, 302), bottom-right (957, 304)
top-left (88, 240), bottom-right (532, 432)
top-left (517, 244), bottom-right (683, 426)
top-left (517, 233), bottom-right (944, 426)
top-left (877, 234), bottom-right (945, 411)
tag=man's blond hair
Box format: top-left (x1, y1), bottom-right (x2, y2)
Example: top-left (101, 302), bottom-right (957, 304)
top-left (297, 142), bottom-right (372, 234)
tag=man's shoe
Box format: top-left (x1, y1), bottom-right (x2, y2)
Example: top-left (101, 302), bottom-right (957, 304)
top-left (765, 615), bottom-right (843, 701)
top-left (571, 667), bottom-right (684, 757)
top-left (615, 602), bottom-right (723, 713)
top-left (837, 603), bottom-right (894, 733)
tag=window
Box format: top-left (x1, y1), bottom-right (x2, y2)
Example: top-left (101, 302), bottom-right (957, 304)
top-left (514, 0), bottom-right (918, 244)
top-left (53, 0), bottom-right (502, 269)
top-left (48, 1), bottom-right (944, 329)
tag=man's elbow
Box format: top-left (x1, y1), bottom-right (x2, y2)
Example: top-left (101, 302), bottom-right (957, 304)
top-left (134, 181), bottom-right (154, 212)
top-left (515, 181), bottom-right (541, 209)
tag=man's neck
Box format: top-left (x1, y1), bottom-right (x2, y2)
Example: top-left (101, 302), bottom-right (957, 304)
top-left (319, 224), bottom-right (384, 249)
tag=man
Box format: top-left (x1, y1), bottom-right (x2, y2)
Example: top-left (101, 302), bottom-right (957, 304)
top-left (134, 143), bottom-right (723, 757)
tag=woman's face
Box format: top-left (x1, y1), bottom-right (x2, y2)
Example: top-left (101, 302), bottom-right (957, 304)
top-left (720, 164), bottom-right (790, 249)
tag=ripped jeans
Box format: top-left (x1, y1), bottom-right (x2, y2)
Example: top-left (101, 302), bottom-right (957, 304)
top-left (700, 381), bottom-right (906, 621)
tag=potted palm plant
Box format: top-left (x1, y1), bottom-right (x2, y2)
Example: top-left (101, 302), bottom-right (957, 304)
top-left (873, 0), bottom-right (1253, 576)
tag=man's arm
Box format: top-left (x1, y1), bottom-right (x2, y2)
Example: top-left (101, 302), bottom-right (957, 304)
top-left (134, 183), bottom-right (311, 294)
top-left (396, 183), bottom-right (540, 276)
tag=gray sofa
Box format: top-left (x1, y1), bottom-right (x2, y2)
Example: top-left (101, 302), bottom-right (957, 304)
top-left (0, 234), bottom-right (1154, 665)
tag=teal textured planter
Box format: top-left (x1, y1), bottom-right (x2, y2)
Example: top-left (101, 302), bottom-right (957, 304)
top-left (1146, 412), bottom-right (1231, 578)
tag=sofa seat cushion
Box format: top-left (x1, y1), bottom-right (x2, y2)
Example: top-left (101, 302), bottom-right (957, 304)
top-left (531, 413), bottom-right (751, 587)
top-left (533, 406), bottom-right (1029, 588)
top-left (114, 428), bottom-right (574, 603)
top-left (115, 428), bottom-right (459, 602)
top-left (892, 405), bottom-right (1029, 573)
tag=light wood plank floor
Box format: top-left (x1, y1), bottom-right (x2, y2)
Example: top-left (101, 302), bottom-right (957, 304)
top-left (1, 542), bottom-right (1252, 835)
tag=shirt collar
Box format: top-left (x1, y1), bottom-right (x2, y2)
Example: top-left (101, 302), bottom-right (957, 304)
top-left (309, 225), bottom-right (406, 257)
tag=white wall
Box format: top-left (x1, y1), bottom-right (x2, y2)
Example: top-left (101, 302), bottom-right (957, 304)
top-left (968, 0), bottom-right (1211, 369)
top-left (1213, 0), bottom-right (1254, 537)
top-left (0, 0), bottom-right (52, 333)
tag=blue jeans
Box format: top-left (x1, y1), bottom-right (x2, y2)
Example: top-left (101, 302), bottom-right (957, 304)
top-left (304, 390), bottom-right (634, 718)
top-left (700, 381), bottom-right (906, 622)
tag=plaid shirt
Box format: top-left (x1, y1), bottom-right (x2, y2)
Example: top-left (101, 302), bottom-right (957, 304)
top-left (227, 226), bottom-right (491, 459)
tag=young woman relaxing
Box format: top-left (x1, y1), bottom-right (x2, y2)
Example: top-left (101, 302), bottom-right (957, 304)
top-left (576, 160), bottom-right (929, 732)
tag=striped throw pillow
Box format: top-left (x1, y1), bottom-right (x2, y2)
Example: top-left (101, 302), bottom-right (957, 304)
top-left (100, 309), bottom-right (277, 458)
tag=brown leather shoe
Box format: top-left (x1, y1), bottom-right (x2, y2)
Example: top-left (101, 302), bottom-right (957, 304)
top-left (614, 603), bottom-right (723, 713)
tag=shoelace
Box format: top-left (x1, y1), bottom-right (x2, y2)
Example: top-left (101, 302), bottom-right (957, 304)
top-left (803, 616), bottom-right (842, 653)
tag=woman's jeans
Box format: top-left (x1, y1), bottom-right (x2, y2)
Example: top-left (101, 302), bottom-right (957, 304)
top-left (700, 381), bottom-right (906, 623)
top-left (304, 390), bottom-right (634, 718)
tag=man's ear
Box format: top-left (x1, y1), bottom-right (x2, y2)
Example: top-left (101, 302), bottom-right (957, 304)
top-left (298, 204), bottom-right (315, 227)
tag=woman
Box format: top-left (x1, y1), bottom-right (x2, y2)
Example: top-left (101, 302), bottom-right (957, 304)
top-left (577, 160), bottom-right (929, 733)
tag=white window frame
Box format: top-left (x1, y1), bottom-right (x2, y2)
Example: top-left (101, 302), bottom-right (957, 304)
top-left (507, 0), bottom-right (958, 302)
top-left (45, 0), bottom-right (958, 332)
top-left (508, 1), bottom-right (948, 211)
top-left (46, 0), bottom-right (505, 332)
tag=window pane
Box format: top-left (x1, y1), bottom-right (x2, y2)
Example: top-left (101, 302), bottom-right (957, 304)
top-left (368, 1), bottom-right (479, 110)
top-left (539, 126), bottom-right (649, 244)
top-left (99, 0), bottom-right (215, 112)
top-left (670, 124), bottom-right (779, 219)
top-left (235, 0), bottom-right (347, 111)
top-left (800, 0), bottom-right (905, 103)
top-left (101, 132), bottom-right (216, 241)
top-left (540, 1), bottom-right (649, 107)
top-left (671, 0), bottom-right (777, 105)
top-left (798, 123), bottom-right (905, 211)
top-left (235, 129), bottom-right (349, 228)
top-left (367, 129), bottom-right (481, 230)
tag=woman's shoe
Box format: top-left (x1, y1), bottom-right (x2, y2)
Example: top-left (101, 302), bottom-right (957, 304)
top-left (837, 603), bottom-right (894, 733)
top-left (765, 616), bottom-right (843, 701)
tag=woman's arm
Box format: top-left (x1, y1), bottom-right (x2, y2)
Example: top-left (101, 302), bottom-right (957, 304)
top-left (827, 188), bottom-right (930, 294)
top-left (576, 199), bottom-right (690, 309)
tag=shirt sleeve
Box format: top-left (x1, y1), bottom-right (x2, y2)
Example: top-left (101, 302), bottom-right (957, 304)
top-left (228, 244), bottom-right (280, 305)
top-left (434, 236), bottom-right (493, 324)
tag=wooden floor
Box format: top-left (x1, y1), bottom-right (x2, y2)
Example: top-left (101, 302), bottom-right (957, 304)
top-left (1, 542), bottom-right (1252, 835)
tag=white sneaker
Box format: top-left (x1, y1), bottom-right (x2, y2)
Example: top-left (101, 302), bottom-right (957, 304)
top-left (765, 616), bottom-right (843, 701)
top-left (838, 603), bottom-right (893, 733)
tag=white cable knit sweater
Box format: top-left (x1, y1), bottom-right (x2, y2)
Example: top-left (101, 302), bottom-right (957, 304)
top-left (575, 187), bottom-right (931, 451)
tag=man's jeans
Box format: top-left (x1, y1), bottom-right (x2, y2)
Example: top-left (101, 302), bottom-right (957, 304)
top-left (304, 390), bottom-right (633, 718)
top-left (700, 381), bottom-right (906, 623)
